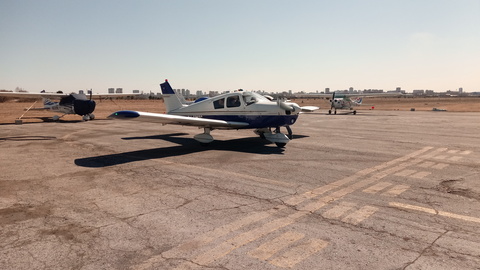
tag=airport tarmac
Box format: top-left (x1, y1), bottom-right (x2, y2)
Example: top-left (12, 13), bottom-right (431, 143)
top-left (1, 110), bottom-right (479, 270)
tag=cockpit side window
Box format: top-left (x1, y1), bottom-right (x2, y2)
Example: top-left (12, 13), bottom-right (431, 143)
top-left (226, 95), bottom-right (241, 108)
top-left (243, 95), bottom-right (257, 106)
top-left (213, 98), bottom-right (225, 109)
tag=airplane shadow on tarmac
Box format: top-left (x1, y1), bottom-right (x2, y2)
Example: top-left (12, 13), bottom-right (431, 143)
top-left (75, 133), bottom-right (309, 168)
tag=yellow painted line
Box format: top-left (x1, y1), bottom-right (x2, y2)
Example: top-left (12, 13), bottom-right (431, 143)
top-left (285, 146), bottom-right (434, 206)
top-left (164, 209), bottom-right (278, 258)
top-left (384, 184), bottom-right (409, 196)
top-left (299, 150), bottom-right (438, 213)
top-left (192, 211), bottom-right (307, 266)
top-left (322, 202), bottom-right (356, 219)
top-left (141, 147), bottom-right (439, 269)
top-left (248, 231), bottom-right (304, 261)
top-left (432, 163), bottom-right (449, 169)
top-left (418, 161), bottom-right (435, 168)
top-left (269, 238), bottom-right (329, 268)
top-left (461, 150), bottom-right (472, 155)
top-left (411, 171), bottom-right (431, 179)
top-left (342, 206), bottom-right (379, 225)
top-left (449, 156), bottom-right (463, 161)
top-left (419, 147), bottom-right (448, 159)
top-left (171, 146), bottom-right (436, 269)
top-left (363, 182), bottom-right (392, 194)
top-left (395, 169), bottom-right (416, 177)
top-left (390, 202), bottom-right (480, 224)
top-left (137, 209), bottom-right (279, 270)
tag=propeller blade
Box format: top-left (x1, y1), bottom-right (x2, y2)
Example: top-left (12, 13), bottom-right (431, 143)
top-left (278, 99), bottom-right (295, 111)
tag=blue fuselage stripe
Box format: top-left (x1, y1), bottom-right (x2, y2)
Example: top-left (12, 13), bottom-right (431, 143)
top-left (203, 115), bottom-right (298, 128)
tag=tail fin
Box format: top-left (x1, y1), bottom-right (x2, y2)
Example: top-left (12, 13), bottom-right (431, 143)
top-left (43, 98), bottom-right (57, 108)
top-left (353, 97), bottom-right (363, 105)
top-left (160, 80), bottom-right (184, 112)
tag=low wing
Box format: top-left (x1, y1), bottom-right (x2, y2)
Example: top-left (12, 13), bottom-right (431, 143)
top-left (109, 110), bottom-right (249, 129)
top-left (0, 92), bottom-right (68, 99)
top-left (90, 93), bottom-right (142, 99)
top-left (0, 92), bottom-right (140, 99)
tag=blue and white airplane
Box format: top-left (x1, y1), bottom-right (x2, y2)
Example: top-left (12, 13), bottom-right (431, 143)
top-left (109, 80), bottom-right (318, 147)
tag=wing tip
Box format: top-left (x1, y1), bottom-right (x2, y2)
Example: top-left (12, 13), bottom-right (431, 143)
top-left (108, 110), bottom-right (140, 119)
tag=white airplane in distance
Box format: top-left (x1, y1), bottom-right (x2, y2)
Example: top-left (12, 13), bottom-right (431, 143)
top-left (328, 92), bottom-right (364, 115)
top-left (109, 80), bottom-right (319, 147)
top-left (307, 92), bottom-right (403, 115)
top-left (0, 91), bottom-right (138, 121)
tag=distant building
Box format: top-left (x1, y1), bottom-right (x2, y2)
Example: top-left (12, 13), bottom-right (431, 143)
top-left (116, 88), bottom-right (123, 94)
top-left (133, 90), bottom-right (140, 94)
top-left (425, 90), bottom-right (434, 96)
top-left (412, 90), bottom-right (425, 95)
top-left (325, 88), bottom-right (330, 94)
top-left (108, 88), bottom-right (115, 94)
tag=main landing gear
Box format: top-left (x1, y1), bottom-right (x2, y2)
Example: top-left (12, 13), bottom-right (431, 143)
top-left (82, 113), bottom-right (95, 121)
top-left (254, 126), bottom-right (292, 147)
top-left (193, 126), bottom-right (293, 148)
top-left (194, 127), bottom-right (215, 145)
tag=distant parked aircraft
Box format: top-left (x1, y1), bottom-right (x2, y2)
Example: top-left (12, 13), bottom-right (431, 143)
top-left (0, 91), bottom-right (138, 121)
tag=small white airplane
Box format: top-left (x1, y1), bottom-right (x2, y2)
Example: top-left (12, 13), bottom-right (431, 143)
top-left (306, 92), bottom-right (402, 115)
top-left (109, 80), bottom-right (319, 147)
top-left (328, 92), bottom-right (364, 115)
top-left (0, 91), bottom-right (137, 121)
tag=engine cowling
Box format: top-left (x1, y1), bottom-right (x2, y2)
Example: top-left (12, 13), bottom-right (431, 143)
top-left (74, 99), bottom-right (96, 116)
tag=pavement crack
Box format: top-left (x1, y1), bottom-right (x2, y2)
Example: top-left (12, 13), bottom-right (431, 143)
top-left (402, 230), bottom-right (449, 270)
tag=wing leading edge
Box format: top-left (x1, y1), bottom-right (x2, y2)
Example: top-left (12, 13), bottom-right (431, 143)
top-left (109, 110), bottom-right (249, 129)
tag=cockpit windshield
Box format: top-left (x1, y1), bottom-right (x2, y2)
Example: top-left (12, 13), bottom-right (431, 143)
top-left (242, 92), bottom-right (269, 106)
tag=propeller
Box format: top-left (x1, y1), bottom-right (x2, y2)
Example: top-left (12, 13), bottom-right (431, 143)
top-left (277, 98), bottom-right (295, 111)
top-left (330, 92), bottom-right (336, 110)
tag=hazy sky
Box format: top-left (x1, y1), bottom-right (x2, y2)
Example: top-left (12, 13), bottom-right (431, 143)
top-left (1, 0), bottom-right (479, 93)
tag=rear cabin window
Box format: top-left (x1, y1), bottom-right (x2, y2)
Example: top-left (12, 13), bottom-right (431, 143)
top-left (227, 96), bottom-right (241, 108)
top-left (213, 98), bottom-right (225, 109)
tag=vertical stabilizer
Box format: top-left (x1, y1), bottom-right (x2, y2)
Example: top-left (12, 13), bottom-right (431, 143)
top-left (160, 80), bottom-right (184, 112)
top-left (43, 98), bottom-right (58, 108)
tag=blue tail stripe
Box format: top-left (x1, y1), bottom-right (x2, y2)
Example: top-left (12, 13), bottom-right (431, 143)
top-left (160, 80), bottom-right (175, 94)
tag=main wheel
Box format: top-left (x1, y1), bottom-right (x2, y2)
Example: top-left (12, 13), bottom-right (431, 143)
top-left (275, 142), bottom-right (286, 148)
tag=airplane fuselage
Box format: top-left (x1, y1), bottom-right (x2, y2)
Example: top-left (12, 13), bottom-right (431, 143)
top-left (168, 91), bottom-right (300, 129)
top-left (331, 98), bottom-right (358, 110)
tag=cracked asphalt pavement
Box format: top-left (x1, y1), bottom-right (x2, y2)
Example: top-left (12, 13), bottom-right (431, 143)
top-left (1, 110), bottom-right (480, 269)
